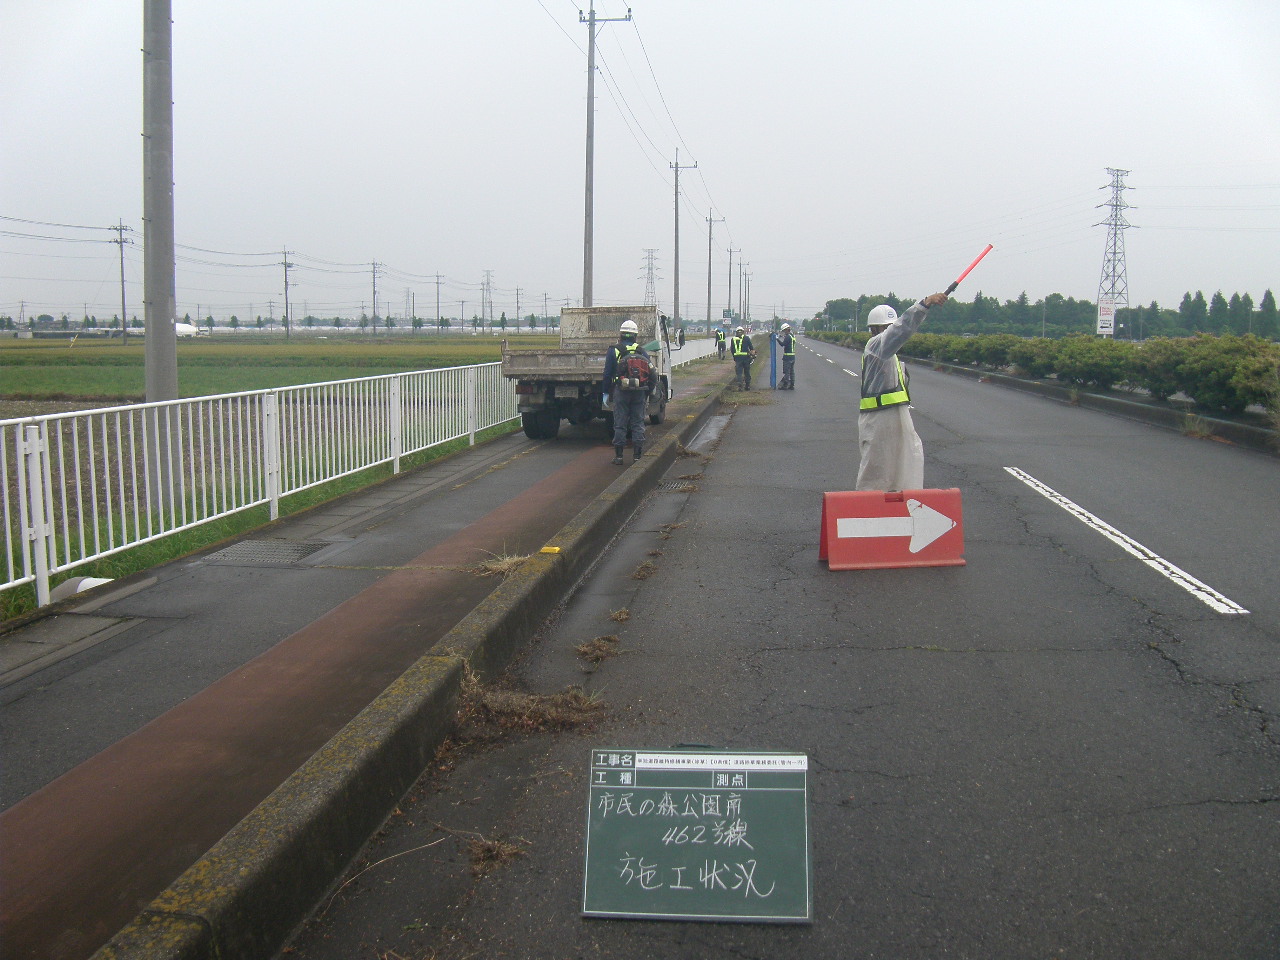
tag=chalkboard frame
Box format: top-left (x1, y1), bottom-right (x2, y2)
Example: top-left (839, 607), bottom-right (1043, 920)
top-left (581, 747), bottom-right (812, 923)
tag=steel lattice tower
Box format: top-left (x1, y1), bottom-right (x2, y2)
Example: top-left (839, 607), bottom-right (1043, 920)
top-left (640, 249), bottom-right (660, 307)
top-left (1096, 168), bottom-right (1134, 326)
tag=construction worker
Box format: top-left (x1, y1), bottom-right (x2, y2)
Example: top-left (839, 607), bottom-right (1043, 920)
top-left (777, 322), bottom-right (797, 389)
top-left (602, 318), bottom-right (654, 465)
top-left (715, 326), bottom-right (727, 360)
top-left (856, 293), bottom-right (948, 491)
top-left (731, 325), bottom-right (755, 390)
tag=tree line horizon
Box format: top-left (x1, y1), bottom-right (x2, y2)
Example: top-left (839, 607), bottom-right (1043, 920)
top-left (813, 288), bottom-right (1279, 340)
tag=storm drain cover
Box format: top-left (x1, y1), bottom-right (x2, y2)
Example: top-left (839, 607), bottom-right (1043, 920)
top-left (204, 540), bottom-right (332, 566)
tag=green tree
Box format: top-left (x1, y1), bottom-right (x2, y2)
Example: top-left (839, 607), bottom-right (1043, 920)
top-left (1228, 293), bottom-right (1253, 335)
top-left (527, 313), bottom-right (538, 331)
top-left (1179, 291), bottom-right (1208, 331)
top-left (229, 315), bottom-right (240, 329)
top-left (499, 312), bottom-right (508, 332)
top-left (1257, 289), bottom-right (1278, 339)
top-left (1207, 291), bottom-right (1230, 333)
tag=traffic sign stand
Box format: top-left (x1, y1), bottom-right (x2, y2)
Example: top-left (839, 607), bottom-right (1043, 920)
top-left (819, 488), bottom-right (965, 570)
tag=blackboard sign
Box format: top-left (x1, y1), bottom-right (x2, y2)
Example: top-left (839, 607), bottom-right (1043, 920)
top-left (582, 748), bottom-right (811, 922)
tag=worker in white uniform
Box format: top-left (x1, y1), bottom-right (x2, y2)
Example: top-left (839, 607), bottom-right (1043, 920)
top-left (856, 292), bottom-right (948, 491)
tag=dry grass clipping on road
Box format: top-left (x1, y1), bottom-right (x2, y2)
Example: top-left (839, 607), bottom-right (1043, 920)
top-left (576, 635), bottom-right (622, 664)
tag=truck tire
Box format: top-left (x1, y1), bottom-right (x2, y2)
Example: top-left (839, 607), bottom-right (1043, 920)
top-left (648, 379), bottom-right (668, 425)
top-left (521, 411), bottom-right (560, 440)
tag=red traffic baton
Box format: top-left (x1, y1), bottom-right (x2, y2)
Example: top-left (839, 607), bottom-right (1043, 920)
top-left (944, 244), bottom-right (993, 295)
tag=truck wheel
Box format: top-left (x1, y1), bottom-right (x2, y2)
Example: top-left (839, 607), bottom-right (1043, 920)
top-left (522, 411), bottom-right (560, 440)
top-left (648, 380), bottom-right (667, 425)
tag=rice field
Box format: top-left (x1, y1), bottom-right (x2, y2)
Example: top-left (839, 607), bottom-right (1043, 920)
top-left (0, 335), bottom-right (561, 403)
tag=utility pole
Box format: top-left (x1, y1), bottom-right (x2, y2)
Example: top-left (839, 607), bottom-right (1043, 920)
top-left (641, 249), bottom-right (659, 307)
top-left (579, 4), bottom-right (631, 308)
top-left (282, 248), bottom-right (293, 338)
top-left (111, 220), bottom-right (132, 343)
top-left (705, 210), bottom-right (723, 330)
top-left (669, 150), bottom-right (697, 325)
top-left (1096, 167), bottom-right (1134, 339)
top-left (435, 274), bottom-right (442, 326)
top-left (483, 270), bottom-right (494, 328)
top-left (726, 248), bottom-right (740, 322)
top-left (142, 0), bottom-right (177, 400)
top-left (370, 261), bottom-right (380, 334)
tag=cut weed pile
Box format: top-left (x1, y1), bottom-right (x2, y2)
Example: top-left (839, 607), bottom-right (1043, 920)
top-left (467, 836), bottom-right (527, 877)
top-left (446, 668), bottom-right (607, 750)
top-left (576, 634), bottom-right (622, 665)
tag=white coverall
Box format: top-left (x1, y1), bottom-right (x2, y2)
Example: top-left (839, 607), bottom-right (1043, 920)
top-left (856, 300), bottom-right (931, 491)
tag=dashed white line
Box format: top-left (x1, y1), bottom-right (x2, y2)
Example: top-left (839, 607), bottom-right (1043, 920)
top-left (1004, 466), bottom-right (1249, 616)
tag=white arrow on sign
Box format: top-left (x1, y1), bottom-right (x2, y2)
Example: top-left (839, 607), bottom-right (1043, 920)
top-left (835, 498), bottom-right (956, 553)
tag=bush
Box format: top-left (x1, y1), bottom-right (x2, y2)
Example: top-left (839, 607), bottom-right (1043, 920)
top-left (1131, 337), bottom-right (1190, 401)
top-left (1007, 338), bottom-right (1060, 378)
top-left (1052, 336), bottom-right (1135, 390)
top-left (972, 334), bottom-right (1022, 368)
top-left (1177, 334), bottom-right (1280, 414)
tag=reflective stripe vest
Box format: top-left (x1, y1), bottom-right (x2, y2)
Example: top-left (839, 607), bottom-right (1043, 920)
top-left (859, 356), bottom-right (910, 410)
top-left (732, 336), bottom-right (749, 356)
top-left (781, 334), bottom-right (795, 356)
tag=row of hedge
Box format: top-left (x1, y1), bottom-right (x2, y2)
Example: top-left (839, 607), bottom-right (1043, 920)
top-left (810, 331), bottom-right (1280, 416)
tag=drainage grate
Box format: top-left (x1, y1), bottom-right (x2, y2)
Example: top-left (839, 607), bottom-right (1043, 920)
top-left (204, 540), bottom-right (333, 566)
top-left (657, 479), bottom-right (694, 492)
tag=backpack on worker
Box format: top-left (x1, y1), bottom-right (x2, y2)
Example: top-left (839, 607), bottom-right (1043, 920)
top-left (616, 350), bottom-right (654, 392)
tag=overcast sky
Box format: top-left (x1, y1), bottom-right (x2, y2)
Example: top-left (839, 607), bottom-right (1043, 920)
top-left (3, 0), bottom-right (1277, 325)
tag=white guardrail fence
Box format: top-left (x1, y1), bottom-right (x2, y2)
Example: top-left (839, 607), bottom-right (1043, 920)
top-left (2, 340), bottom-right (719, 609)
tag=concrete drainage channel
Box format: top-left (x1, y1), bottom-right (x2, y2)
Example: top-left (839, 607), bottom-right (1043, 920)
top-left (93, 386), bottom-right (731, 960)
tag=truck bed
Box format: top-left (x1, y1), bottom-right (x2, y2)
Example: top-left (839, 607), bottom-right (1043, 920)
top-left (501, 341), bottom-right (613, 381)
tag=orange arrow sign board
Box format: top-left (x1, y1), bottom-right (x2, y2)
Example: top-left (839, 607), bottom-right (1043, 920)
top-left (820, 489), bottom-right (965, 570)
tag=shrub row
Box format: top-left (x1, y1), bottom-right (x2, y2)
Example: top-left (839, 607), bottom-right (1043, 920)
top-left (810, 332), bottom-right (1280, 416)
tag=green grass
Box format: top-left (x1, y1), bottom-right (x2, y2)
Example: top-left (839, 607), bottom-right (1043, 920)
top-left (0, 421), bottom-right (520, 623)
top-left (0, 336), bottom-right (561, 400)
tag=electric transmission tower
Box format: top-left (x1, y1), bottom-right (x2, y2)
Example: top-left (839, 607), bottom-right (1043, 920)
top-left (640, 249), bottom-right (661, 307)
top-left (1095, 167), bottom-right (1134, 337)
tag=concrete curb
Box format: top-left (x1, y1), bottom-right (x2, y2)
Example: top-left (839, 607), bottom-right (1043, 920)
top-left (926, 359), bottom-right (1279, 456)
top-left (92, 389), bottom-right (728, 960)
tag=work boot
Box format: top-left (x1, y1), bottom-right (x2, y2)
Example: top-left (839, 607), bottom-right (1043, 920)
top-left (612, 446), bottom-right (624, 465)
top-left (633, 444), bottom-right (643, 462)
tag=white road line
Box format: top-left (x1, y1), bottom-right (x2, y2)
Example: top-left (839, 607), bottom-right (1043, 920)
top-left (844, 369), bottom-right (859, 377)
top-left (1004, 467), bottom-right (1249, 616)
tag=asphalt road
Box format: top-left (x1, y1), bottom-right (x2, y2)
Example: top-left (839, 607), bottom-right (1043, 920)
top-left (284, 340), bottom-right (1279, 960)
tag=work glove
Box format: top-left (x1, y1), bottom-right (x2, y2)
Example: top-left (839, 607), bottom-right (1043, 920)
top-left (923, 293), bottom-right (949, 308)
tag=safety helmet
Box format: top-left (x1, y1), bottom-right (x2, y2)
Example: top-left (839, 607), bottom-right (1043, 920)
top-left (735, 325), bottom-right (744, 333)
top-left (619, 319), bottom-right (638, 336)
top-left (781, 323), bottom-right (791, 331)
top-left (866, 304), bottom-right (897, 329)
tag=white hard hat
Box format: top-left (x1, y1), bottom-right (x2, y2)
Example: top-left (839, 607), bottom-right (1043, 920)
top-left (781, 323), bottom-right (791, 331)
top-left (735, 325), bottom-right (744, 333)
top-left (620, 319), bottom-right (638, 335)
top-left (867, 305), bottom-right (897, 329)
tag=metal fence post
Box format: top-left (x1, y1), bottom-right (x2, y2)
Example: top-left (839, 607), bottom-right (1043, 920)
top-left (467, 367), bottom-right (479, 445)
top-left (22, 425), bottom-right (52, 607)
top-left (390, 376), bottom-right (403, 474)
top-left (263, 393), bottom-right (281, 520)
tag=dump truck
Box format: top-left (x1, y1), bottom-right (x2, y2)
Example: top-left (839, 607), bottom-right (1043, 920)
top-left (501, 304), bottom-right (673, 440)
